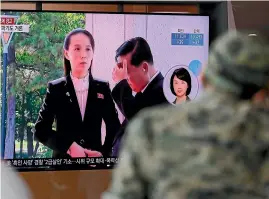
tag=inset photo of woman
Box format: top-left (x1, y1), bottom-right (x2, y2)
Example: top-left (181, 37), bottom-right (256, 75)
top-left (163, 65), bottom-right (199, 105)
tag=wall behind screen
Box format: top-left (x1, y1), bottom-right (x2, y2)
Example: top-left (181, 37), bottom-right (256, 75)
top-left (1, 2), bottom-right (199, 13)
top-left (1, 2), bottom-right (226, 199)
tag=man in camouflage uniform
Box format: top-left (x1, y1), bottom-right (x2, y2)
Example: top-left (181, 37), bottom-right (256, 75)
top-left (102, 31), bottom-right (269, 199)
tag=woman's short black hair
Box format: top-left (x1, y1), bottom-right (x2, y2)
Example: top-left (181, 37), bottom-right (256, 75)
top-left (170, 68), bottom-right (192, 96)
top-left (63, 28), bottom-right (95, 76)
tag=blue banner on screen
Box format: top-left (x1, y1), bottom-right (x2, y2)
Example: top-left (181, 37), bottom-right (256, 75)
top-left (171, 33), bottom-right (204, 46)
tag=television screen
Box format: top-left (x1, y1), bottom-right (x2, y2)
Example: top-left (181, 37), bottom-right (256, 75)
top-left (1, 11), bottom-right (209, 171)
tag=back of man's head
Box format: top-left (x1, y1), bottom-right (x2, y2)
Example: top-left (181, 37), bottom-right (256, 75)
top-left (204, 30), bottom-right (269, 100)
top-left (115, 37), bottom-right (154, 67)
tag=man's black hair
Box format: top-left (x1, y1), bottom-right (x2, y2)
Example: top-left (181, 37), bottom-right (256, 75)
top-left (115, 37), bottom-right (154, 67)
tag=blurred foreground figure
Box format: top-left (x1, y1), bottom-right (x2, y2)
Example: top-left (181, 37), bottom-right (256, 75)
top-left (1, 162), bottom-right (32, 199)
top-left (102, 30), bottom-right (269, 199)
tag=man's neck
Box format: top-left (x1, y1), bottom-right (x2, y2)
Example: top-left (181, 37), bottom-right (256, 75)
top-left (149, 67), bottom-right (157, 79)
top-left (140, 69), bottom-right (159, 93)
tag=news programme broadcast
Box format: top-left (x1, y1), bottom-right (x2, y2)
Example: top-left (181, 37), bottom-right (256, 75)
top-left (1, 11), bottom-right (209, 171)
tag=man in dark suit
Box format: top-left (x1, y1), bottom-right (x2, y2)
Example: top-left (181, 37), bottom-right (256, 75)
top-left (111, 37), bottom-right (168, 156)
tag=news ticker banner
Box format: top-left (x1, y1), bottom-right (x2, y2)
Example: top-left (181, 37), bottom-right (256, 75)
top-left (1, 25), bottom-right (30, 32)
top-left (1, 16), bottom-right (30, 32)
top-left (5, 157), bottom-right (120, 168)
top-left (1, 15), bottom-right (30, 54)
top-left (1, 16), bottom-right (30, 37)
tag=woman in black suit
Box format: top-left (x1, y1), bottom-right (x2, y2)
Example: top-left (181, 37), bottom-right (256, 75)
top-left (34, 28), bottom-right (121, 158)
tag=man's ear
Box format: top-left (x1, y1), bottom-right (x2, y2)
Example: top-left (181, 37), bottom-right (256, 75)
top-left (252, 88), bottom-right (267, 104)
top-left (200, 72), bottom-right (208, 88)
top-left (200, 73), bottom-right (205, 84)
top-left (64, 50), bottom-right (70, 60)
top-left (141, 62), bottom-right (149, 73)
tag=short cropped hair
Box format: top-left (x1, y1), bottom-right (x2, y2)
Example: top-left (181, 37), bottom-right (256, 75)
top-left (115, 37), bottom-right (153, 67)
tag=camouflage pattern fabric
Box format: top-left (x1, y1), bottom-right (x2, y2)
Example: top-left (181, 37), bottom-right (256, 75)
top-left (204, 30), bottom-right (269, 95)
top-left (102, 31), bottom-right (269, 199)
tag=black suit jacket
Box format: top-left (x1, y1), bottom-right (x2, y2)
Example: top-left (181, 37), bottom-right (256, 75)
top-left (112, 72), bottom-right (168, 121)
top-left (111, 72), bottom-right (168, 155)
top-left (34, 74), bottom-right (121, 158)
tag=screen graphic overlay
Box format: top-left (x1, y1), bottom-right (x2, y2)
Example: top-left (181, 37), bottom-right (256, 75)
top-left (1, 12), bottom-right (209, 171)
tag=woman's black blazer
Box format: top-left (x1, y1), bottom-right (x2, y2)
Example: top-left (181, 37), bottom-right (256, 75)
top-left (34, 74), bottom-right (121, 158)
